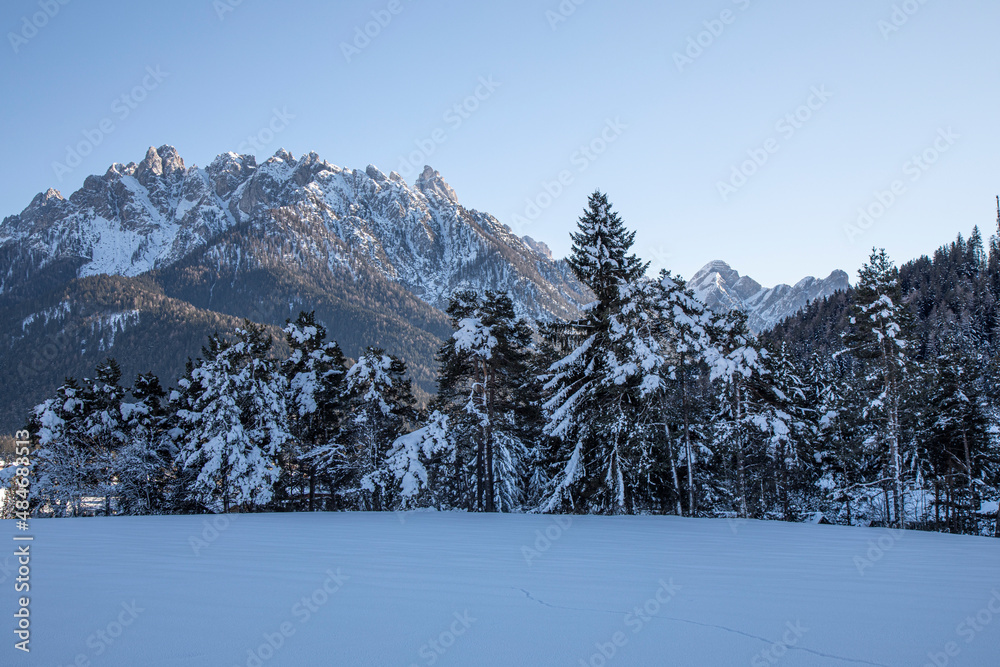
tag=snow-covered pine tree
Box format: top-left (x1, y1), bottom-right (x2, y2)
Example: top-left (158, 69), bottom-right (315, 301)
top-left (379, 410), bottom-right (454, 509)
top-left (83, 359), bottom-right (129, 515)
top-left (760, 342), bottom-right (812, 520)
top-left (845, 248), bottom-right (913, 528)
top-left (809, 353), bottom-right (868, 524)
top-left (282, 311), bottom-right (347, 510)
top-left (920, 337), bottom-right (996, 533)
top-left (176, 324), bottom-right (290, 513)
top-left (322, 348), bottom-right (416, 511)
top-left (539, 192), bottom-right (664, 514)
top-left (435, 290), bottom-right (534, 512)
top-left (654, 270), bottom-right (715, 516)
top-left (29, 359), bottom-right (129, 516)
top-left (114, 372), bottom-right (173, 515)
top-left (705, 307), bottom-right (776, 518)
top-left (28, 378), bottom-right (93, 516)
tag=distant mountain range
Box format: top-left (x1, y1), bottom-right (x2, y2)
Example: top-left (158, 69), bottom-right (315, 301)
top-left (0, 144), bottom-right (847, 433)
top-left (688, 260), bottom-right (850, 332)
top-left (0, 146), bottom-right (589, 432)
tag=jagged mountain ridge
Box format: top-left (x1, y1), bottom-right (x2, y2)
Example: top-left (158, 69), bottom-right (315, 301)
top-left (0, 146), bottom-right (588, 320)
top-left (689, 260), bottom-right (850, 332)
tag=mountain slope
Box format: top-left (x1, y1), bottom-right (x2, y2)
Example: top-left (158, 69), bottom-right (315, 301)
top-left (688, 260), bottom-right (850, 332)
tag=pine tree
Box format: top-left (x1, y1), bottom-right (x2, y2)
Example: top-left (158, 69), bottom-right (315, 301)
top-left (761, 343), bottom-right (811, 520)
top-left (539, 192), bottom-right (664, 514)
top-left (176, 324), bottom-right (290, 513)
top-left (921, 337), bottom-right (995, 532)
top-left (84, 359), bottom-right (128, 515)
top-left (655, 270), bottom-right (715, 516)
top-left (315, 348), bottom-right (416, 510)
top-left (436, 290), bottom-right (534, 512)
top-left (282, 312), bottom-right (347, 510)
top-left (706, 308), bottom-right (767, 518)
top-left (810, 354), bottom-right (868, 524)
top-left (114, 372), bottom-right (172, 515)
top-left (379, 410), bottom-right (454, 509)
top-left (29, 378), bottom-right (93, 516)
top-left (846, 248), bottom-right (912, 528)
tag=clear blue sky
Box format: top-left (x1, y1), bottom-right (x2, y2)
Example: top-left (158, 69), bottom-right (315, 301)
top-left (2, 0), bottom-right (998, 287)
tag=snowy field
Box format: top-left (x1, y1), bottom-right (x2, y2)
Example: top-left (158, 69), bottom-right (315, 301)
top-left (4, 513), bottom-right (999, 666)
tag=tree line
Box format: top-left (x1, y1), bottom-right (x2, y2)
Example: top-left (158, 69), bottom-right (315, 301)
top-left (13, 192), bottom-right (1000, 536)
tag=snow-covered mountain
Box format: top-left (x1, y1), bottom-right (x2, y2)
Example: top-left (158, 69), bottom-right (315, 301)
top-left (0, 145), bottom-right (592, 432)
top-left (688, 260), bottom-right (850, 332)
top-left (0, 146), bottom-right (587, 320)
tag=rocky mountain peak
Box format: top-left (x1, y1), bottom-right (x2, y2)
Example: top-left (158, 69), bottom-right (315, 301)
top-left (522, 236), bottom-right (553, 260)
top-left (416, 166), bottom-right (458, 203)
top-left (690, 260), bottom-right (850, 332)
top-left (135, 145), bottom-right (186, 185)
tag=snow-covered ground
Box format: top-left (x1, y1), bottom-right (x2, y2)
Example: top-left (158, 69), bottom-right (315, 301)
top-left (4, 512), bottom-right (998, 666)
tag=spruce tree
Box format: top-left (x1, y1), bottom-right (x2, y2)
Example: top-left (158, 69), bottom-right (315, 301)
top-left (539, 192), bottom-right (664, 514)
top-left (29, 378), bottom-right (92, 516)
top-left (176, 324), bottom-right (290, 513)
top-left (282, 312), bottom-right (347, 510)
top-left (655, 270), bottom-right (715, 516)
top-left (319, 348), bottom-right (416, 510)
top-left (115, 372), bottom-right (172, 515)
top-left (846, 248), bottom-right (912, 528)
top-left (435, 290), bottom-right (534, 512)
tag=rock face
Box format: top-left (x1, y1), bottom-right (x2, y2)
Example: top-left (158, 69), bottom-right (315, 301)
top-left (0, 145), bottom-right (588, 320)
top-left (688, 260), bottom-right (850, 332)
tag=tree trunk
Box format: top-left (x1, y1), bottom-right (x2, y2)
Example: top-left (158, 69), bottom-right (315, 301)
top-left (889, 395), bottom-right (904, 528)
top-left (934, 480), bottom-right (940, 528)
top-left (780, 442), bottom-right (790, 521)
top-left (663, 418), bottom-right (683, 516)
top-left (485, 363), bottom-right (496, 513)
top-left (680, 361), bottom-right (696, 516)
top-left (963, 430), bottom-right (975, 534)
top-left (735, 384), bottom-right (748, 518)
top-left (882, 481), bottom-right (891, 528)
top-left (308, 470), bottom-right (315, 512)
